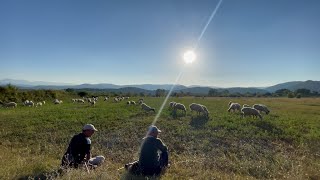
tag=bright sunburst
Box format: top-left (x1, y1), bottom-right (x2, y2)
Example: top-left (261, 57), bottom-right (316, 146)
top-left (183, 50), bottom-right (196, 64)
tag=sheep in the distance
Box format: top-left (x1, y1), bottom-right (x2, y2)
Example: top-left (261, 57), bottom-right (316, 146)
top-left (130, 101), bottom-right (136, 105)
top-left (201, 105), bottom-right (209, 117)
top-left (54, 99), bottom-right (62, 104)
top-left (173, 103), bottom-right (187, 115)
top-left (24, 101), bottom-right (35, 107)
top-left (0, 101), bottom-right (17, 108)
top-left (189, 103), bottom-right (208, 117)
top-left (169, 102), bottom-right (176, 109)
top-left (36, 102), bottom-right (43, 107)
top-left (141, 103), bottom-right (155, 113)
top-left (241, 107), bottom-right (262, 120)
top-left (253, 104), bottom-right (270, 115)
top-left (228, 101), bottom-right (241, 112)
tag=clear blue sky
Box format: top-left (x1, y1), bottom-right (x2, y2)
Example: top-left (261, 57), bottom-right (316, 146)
top-left (1, 0), bottom-right (319, 87)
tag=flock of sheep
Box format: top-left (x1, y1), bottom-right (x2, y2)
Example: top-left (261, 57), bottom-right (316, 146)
top-left (0, 97), bottom-right (270, 120)
top-left (228, 101), bottom-right (270, 120)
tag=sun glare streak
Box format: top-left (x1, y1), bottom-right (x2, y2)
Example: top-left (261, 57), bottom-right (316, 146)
top-left (145, 68), bottom-right (185, 137)
top-left (138, 0), bottom-right (223, 159)
top-left (194, 0), bottom-right (223, 50)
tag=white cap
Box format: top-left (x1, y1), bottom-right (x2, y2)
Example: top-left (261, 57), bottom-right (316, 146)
top-left (148, 125), bottom-right (161, 133)
top-left (83, 124), bottom-right (98, 131)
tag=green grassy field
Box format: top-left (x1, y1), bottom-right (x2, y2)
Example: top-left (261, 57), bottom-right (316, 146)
top-left (1, 97), bottom-right (319, 179)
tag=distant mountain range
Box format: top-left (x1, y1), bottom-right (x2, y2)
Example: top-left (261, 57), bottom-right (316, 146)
top-left (0, 79), bottom-right (319, 95)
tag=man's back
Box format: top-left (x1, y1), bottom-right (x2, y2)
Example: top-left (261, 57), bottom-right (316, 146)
top-left (63, 133), bottom-right (91, 167)
top-left (139, 136), bottom-right (167, 168)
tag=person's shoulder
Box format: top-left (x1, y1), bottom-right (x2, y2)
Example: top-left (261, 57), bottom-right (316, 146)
top-left (155, 138), bottom-right (164, 143)
top-left (72, 133), bottom-right (85, 141)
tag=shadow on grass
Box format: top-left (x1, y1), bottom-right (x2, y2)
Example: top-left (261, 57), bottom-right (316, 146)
top-left (254, 120), bottom-right (284, 136)
top-left (17, 169), bottom-right (60, 180)
top-left (170, 110), bottom-right (186, 119)
top-left (189, 115), bottom-right (209, 129)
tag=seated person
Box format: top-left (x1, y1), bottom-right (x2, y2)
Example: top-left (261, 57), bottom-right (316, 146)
top-left (61, 124), bottom-right (105, 169)
top-left (126, 125), bottom-right (169, 176)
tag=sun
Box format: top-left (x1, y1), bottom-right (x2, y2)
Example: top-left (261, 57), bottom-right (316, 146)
top-left (183, 50), bottom-right (196, 64)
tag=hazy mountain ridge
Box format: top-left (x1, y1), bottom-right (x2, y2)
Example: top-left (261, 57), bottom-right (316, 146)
top-left (265, 80), bottom-right (320, 92)
top-left (1, 79), bottom-right (319, 94)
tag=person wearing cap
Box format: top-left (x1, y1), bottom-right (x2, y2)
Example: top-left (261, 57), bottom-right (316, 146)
top-left (126, 125), bottom-right (168, 176)
top-left (61, 124), bottom-right (105, 169)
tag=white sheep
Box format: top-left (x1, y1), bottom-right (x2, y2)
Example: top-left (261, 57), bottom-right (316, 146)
top-left (173, 103), bottom-right (187, 115)
top-left (169, 102), bottom-right (176, 109)
top-left (138, 99), bottom-right (144, 105)
top-left (90, 100), bottom-right (96, 107)
top-left (253, 104), bottom-right (270, 115)
top-left (36, 102), bottom-right (43, 107)
top-left (189, 103), bottom-right (208, 117)
top-left (127, 101), bottom-right (131, 105)
top-left (104, 97), bottom-right (109, 101)
top-left (243, 104), bottom-right (250, 108)
top-left (201, 105), bottom-right (209, 117)
top-left (113, 97), bottom-right (119, 103)
top-left (25, 101), bottom-right (35, 107)
top-left (228, 102), bottom-right (241, 112)
top-left (54, 99), bottom-right (62, 104)
top-left (241, 107), bottom-right (262, 120)
top-left (79, 99), bottom-right (85, 103)
top-left (0, 102), bottom-right (17, 108)
top-left (130, 101), bottom-right (136, 105)
top-left (43, 101), bottom-right (46, 105)
top-left (141, 103), bottom-right (155, 113)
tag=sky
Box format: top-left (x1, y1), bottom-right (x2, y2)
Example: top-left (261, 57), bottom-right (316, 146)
top-left (0, 0), bottom-right (319, 88)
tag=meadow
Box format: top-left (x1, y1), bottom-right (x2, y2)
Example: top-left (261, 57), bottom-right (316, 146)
top-left (0, 97), bottom-right (319, 179)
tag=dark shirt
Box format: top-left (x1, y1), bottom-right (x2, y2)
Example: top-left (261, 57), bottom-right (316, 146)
top-left (63, 133), bottom-right (91, 166)
top-left (139, 136), bottom-right (168, 169)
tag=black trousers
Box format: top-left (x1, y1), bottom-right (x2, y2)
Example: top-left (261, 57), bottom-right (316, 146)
top-left (128, 151), bottom-right (169, 176)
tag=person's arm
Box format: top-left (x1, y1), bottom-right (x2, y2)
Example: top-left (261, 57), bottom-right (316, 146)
top-left (85, 152), bottom-right (91, 162)
top-left (156, 138), bottom-right (168, 152)
top-left (84, 138), bottom-right (91, 162)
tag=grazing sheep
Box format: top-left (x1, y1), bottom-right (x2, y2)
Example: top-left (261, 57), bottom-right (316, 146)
top-left (54, 99), bottom-right (62, 104)
top-left (138, 99), bottom-right (144, 105)
top-left (130, 101), bottom-right (136, 105)
top-left (141, 103), bottom-right (155, 113)
top-left (189, 103), bottom-right (208, 117)
top-left (43, 101), bottom-right (46, 105)
top-left (113, 97), bottom-right (119, 103)
top-left (228, 102), bottom-right (241, 112)
top-left (127, 101), bottom-right (131, 105)
top-left (104, 97), bottom-right (109, 101)
top-left (36, 102), bottom-right (43, 107)
top-left (201, 105), bottom-right (209, 117)
top-left (90, 100), bottom-right (96, 107)
top-left (25, 101), bottom-right (35, 107)
top-left (253, 104), bottom-right (270, 114)
top-left (173, 103), bottom-right (187, 115)
top-left (78, 99), bottom-right (85, 103)
top-left (169, 102), bottom-right (176, 109)
top-left (0, 102), bottom-right (17, 108)
top-left (241, 107), bottom-right (262, 120)
top-left (243, 104), bottom-right (250, 108)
